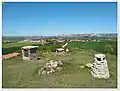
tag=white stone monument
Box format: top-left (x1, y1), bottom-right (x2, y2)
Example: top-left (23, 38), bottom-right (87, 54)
top-left (55, 42), bottom-right (69, 53)
top-left (91, 54), bottom-right (110, 79)
top-left (62, 42), bottom-right (69, 52)
top-left (21, 46), bottom-right (39, 61)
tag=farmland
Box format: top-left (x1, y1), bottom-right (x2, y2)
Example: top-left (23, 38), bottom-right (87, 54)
top-left (2, 40), bottom-right (117, 88)
top-left (2, 40), bottom-right (117, 55)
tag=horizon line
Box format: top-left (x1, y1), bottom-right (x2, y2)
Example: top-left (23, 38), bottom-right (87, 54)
top-left (2, 32), bottom-right (117, 37)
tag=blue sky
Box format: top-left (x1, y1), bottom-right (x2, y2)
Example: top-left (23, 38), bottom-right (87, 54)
top-left (2, 2), bottom-right (117, 36)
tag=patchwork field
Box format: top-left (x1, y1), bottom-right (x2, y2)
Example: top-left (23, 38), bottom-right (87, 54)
top-left (2, 45), bottom-right (117, 88)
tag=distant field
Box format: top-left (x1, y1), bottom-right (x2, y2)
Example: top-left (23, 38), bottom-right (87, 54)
top-left (2, 42), bottom-right (40, 55)
top-left (2, 41), bottom-right (117, 55)
top-left (68, 41), bottom-right (117, 55)
top-left (2, 42), bottom-right (39, 48)
top-left (2, 48), bottom-right (117, 88)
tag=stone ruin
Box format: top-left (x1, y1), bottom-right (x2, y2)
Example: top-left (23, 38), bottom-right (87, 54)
top-left (21, 46), bottom-right (40, 61)
top-left (62, 42), bottom-right (69, 52)
top-left (21, 46), bottom-right (110, 79)
top-left (39, 60), bottom-right (63, 75)
top-left (55, 42), bottom-right (69, 55)
top-left (90, 54), bottom-right (110, 79)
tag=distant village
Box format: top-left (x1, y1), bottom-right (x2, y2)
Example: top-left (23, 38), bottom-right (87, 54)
top-left (2, 33), bottom-right (117, 44)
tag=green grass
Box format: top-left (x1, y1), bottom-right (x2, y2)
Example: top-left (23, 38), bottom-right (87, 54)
top-left (2, 40), bottom-right (117, 88)
top-left (2, 41), bottom-right (117, 55)
top-left (2, 42), bottom-right (32, 48)
top-left (2, 42), bottom-right (40, 55)
top-left (68, 41), bottom-right (117, 55)
top-left (2, 48), bottom-right (117, 88)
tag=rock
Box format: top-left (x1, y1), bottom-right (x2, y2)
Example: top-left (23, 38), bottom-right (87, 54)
top-left (80, 65), bottom-right (85, 69)
top-left (47, 65), bottom-right (52, 68)
top-left (39, 60), bottom-right (63, 75)
top-left (52, 62), bottom-right (58, 67)
top-left (50, 68), bottom-right (55, 73)
top-left (58, 61), bottom-right (63, 66)
top-left (85, 63), bottom-right (93, 68)
top-left (47, 71), bottom-right (50, 74)
top-left (50, 60), bottom-right (54, 63)
top-left (42, 70), bottom-right (46, 75)
top-left (56, 67), bottom-right (62, 71)
top-left (66, 48), bottom-right (69, 52)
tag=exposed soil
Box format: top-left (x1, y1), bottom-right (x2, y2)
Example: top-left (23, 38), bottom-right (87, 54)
top-left (2, 52), bottom-right (20, 59)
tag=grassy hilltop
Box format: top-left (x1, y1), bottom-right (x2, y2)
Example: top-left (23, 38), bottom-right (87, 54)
top-left (2, 40), bottom-right (117, 88)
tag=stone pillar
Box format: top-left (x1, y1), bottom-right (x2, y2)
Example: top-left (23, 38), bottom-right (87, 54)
top-left (28, 49), bottom-right (31, 60)
top-left (91, 54), bottom-right (110, 79)
top-left (22, 49), bottom-right (24, 59)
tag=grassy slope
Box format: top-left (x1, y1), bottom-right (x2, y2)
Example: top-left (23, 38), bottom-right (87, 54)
top-left (2, 49), bottom-right (117, 88)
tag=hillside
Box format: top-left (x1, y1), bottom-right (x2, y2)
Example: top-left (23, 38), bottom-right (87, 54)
top-left (2, 48), bottom-right (117, 88)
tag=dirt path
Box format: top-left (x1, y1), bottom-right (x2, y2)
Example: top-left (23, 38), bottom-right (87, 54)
top-left (2, 52), bottom-right (20, 59)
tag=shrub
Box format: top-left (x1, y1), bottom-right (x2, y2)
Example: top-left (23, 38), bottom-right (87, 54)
top-left (104, 44), bottom-right (114, 54)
